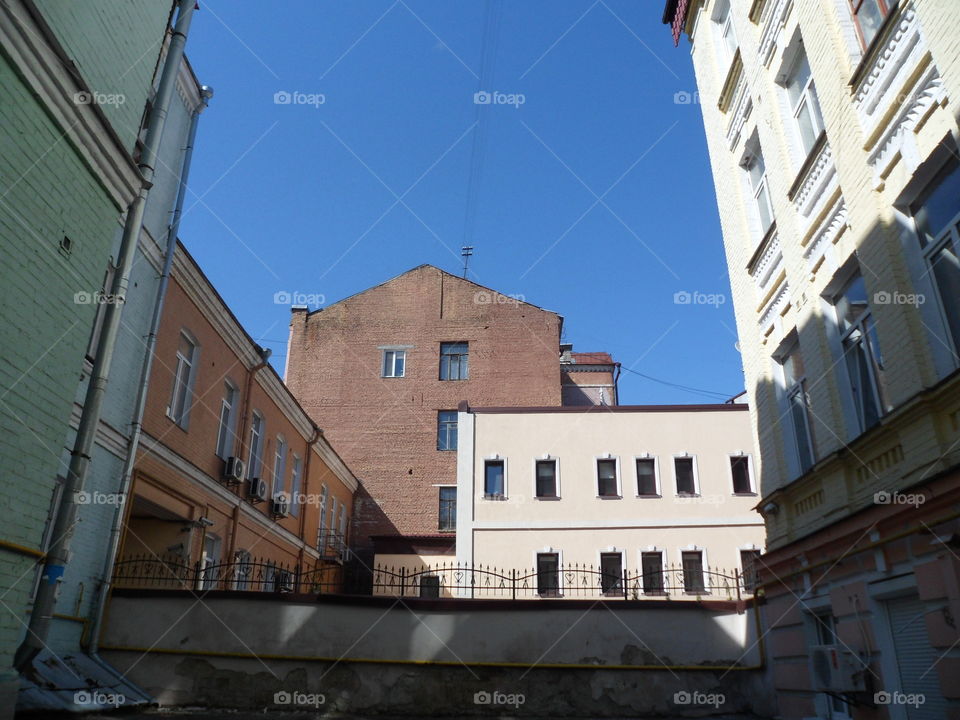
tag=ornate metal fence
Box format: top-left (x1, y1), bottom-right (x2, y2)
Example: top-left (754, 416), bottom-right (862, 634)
top-left (112, 553), bottom-right (344, 594)
top-left (372, 561), bottom-right (752, 600)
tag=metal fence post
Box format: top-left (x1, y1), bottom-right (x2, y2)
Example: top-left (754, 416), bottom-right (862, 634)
top-left (400, 566), bottom-right (406, 597)
top-left (511, 569), bottom-right (516, 600)
top-left (735, 568), bottom-right (742, 601)
top-left (623, 570), bottom-right (628, 600)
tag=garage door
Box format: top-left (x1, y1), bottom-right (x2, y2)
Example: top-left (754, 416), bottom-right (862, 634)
top-left (885, 595), bottom-right (947, 719)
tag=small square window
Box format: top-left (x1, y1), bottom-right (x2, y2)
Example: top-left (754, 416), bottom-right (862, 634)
top-left (731, 456), bottom-right (753, 494)
top-left (636, 458), bottom-right (658, 496)
top-left (597, 459), bottom-right (619, 497)
top-left (382, 349), bottom-right (405, 378)
top-left (484, 460), bottom-right (504, 497)
top-left (675, 457), bottom-right (696, 495)
top-left (536, 460), bottom-right (557, 498)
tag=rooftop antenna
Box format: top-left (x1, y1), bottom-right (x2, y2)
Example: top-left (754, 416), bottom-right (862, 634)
top-left (461, 246), bottom-right (473, 278)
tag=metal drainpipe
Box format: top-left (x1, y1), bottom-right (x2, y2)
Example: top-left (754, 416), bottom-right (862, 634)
top-left (86, 82), bottom-right (213, 658)
top-left (14, 0), bottom-right (197, 671)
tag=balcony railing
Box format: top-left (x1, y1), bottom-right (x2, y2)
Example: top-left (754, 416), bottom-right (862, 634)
top-left (113, 553), bottom-right (343, 594)
top-left (318, 531), bottom-right (347, 561)
top-left (372, 561), bottom-right (754, 601)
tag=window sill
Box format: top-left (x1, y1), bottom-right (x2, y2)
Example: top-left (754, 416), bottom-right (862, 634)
top-left (733, 492), bottom-right (758, 497)
top-left (165, 412), bottom-right (189, 433)
top-left (745, 220), bottom-right (778, 275)
top-left (538, 592), bottom-right (563, 599)
top-left (635, 494), bottom-right (661, 499)
top-left (786, 129), bottom-right (828, 202)
top-left (438, 378), bottom-right (469, 382)
top-left (535, 496), bottom-right (561, 501)
top-left (381, 375), bottom-right (405, 379)
top-left (597, 495), bottom-right (622, 500)
top-left (676, 493), bottom-right (700, 498)
top-left (483, 494), bottom-right (507, 501)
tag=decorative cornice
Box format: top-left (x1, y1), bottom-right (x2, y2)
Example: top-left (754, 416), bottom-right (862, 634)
top-left (792, 139), bottom-right (837, 218)
top-left (0, 0), bottom-right (144, 210)
top-left (803, 195), bottom-right (847, 275)
top-left (757, 0), bottom-right (792, 67)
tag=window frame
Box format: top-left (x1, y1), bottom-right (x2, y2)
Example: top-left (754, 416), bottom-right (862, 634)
top-left (317, 484), bottom-right (328, 550)
top-left (729, 454), bottom-right (755, 495)
top-left (289, 454), bottom-right (302, 517)
top-left (598, 549), bottom-right (626, 596)
top-left (438, 485), bottom-right (457, 531)
top-left (743, 148), bottom-right (774, 236)
top-left (673, 455), bottom-right (699, 496)
top-left (439, 341), bottom-right (469, 381)
top-left (436, 410), bottom-right (458, 451)
top-left (483, 457), bottom-right (506, 499)
top-left (740, 548), bottom-right (762, 593)
top-left (381, 348), bottom-right (406, 378)
top-left (534, 457), bottom-right (559, 499)
top-left (167, 330), bottom-right (199, 428)
top-left (680, 547), bottom-right (707, 594)
top-left (777, 338), bottom-right (817, 476)
top-left (247, 411), bottom-right (266, 480)
top-left (215, 379), bottom-right (239, 459)
top-left (634, 454), bottom-right (660, 497)
top-left (847, 0), bottom-right (896, 52)
top-left (272, 434), bottom-right (288, 500)
top-left (783, 49), bottom-right (824, 158)
top-left (639, 549), bottom-right (666, 596)
top-left (536, 551), bottom-right (562, 597)
top-left (595, 456), bottom-right (622, 499)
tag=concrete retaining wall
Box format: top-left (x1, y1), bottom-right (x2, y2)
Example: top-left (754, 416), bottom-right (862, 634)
top-left (101, 591), bottom-right (776, 717)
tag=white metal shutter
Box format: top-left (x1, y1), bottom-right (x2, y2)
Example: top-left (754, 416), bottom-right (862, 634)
top-left (885, 595), bottom-right (947, 719)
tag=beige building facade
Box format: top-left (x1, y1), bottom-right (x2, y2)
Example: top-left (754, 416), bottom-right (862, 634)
top-left (665, 0), bottom-right (960, 717)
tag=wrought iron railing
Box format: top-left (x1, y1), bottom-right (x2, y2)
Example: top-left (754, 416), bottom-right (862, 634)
top-left (317, 531), bottom-right (347, 561)
top-left (112, 553), bottom-right (344, 594)
top-left (372, 561), bottom-right (753, 600)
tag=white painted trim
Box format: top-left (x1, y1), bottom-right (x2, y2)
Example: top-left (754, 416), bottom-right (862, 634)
top-left (471, 517), bottom-right (764, 530)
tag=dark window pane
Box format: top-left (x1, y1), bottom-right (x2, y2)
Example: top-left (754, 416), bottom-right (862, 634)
top-left (600, 553), bottom-right (623, 594)
top-left (636, 458), bottom-right (657, 495)
top-left (930, 240), bottom-right (960, 355)
top-left (731, 456), bottom-right (752, 493)
top-left (597, 459), bottom-right (618, 496)
top-left (438, 487), bottom-right (456, 531)
top-left (420, 575), bottom-right (440, 598)
top-left (484, 460), bottom-right (504, 496)
top-left (537, 553), bottom-right (559, 595)
top-left (439, 342), bottom-right (469, 380)
top-left (682, 551), bottom-right (705, 593)
top-left (912, 162), bottom-right (960, 244)
top-left (675, 457), bottom-right (695, 495)
top-left (641, 552), bottom-right (664, 594)
top-left (536, 460), bottom-right (557, 497)
top-left (740, 550), bottom-right (761, 593)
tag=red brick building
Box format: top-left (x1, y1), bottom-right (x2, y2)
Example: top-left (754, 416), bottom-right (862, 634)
top-left (560, 345), bottom-right (621, 406)
top-left (285, 265), bottom-right (609, 576)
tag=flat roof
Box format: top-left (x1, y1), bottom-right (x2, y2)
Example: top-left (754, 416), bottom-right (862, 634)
top-left (460, 402), bottom-right (749, 414)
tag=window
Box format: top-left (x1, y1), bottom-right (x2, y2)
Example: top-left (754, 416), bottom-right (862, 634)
top-left (339, 503), bottom-right (348, 541)
top-left (910, 161), bottom-right (960, 362)
top-left (713, 1), bottom-right (737, 65)
top-left (233, 550), bottom-right (252, 591)
top-left (484, 459), bottom-right (504, 498)
top-left (675, 457), bottom-right (696, 495)
top-left (537, 553), bottom-right (560, 596)
top-left (420, 575), bottom-right (440, 598)
top-left (780, 341), bottom-right (816, 474)
top-left (317, 485), bottom-right (328, 550)
top-left (535, 460), bottom-right (557, 498)
top-left (439, 342), bottom-right (469, 380)
top-left (382, 349), bottom-right (406, 378)
top-left (328, 498), bottom-right (338, 547)
top-left (848, 0), bottom-right (896, 50)
top-left (682, 550), bottom-right (706, 593)
top-left (600, 552), bottom-right (624, 595)
top-left (833, 272), bottom-right (889, 432)
top-left (248, 412), bottom-right (265, 479)
top-left (215, 380), bottom-right (238, 459)
top-left (290, 455), bottom-right (302, 517)
top-left (812, 612), bottom-right (850, 716)
top-left (596, 459), bottom-right (619, 497)
top-left (438, 487), bottom-right (456, 530)
top-left (636, 458), bottom-right (658, 496)
top-left (784, 50), bottom-right (824, 156)
top-left (272, 436), bottom-right (287, 498)
top-left (730, 456), bottom-right (753, 494)
top-left (641, 551), bottom-right (665, 595)
top-left (199, 533), bottom-right (221, 591)
top-left (168, 332), bottom-right (197, 427)
top-left (743, 144), bottom-right (774, 235)
top-left (740, 549), bottom-right (761, 593)
top-left (437, 411), bottom-right (458, 451)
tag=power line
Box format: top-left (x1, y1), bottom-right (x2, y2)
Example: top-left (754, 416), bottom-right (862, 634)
top-left (618, 365), bottom-right (733, 401)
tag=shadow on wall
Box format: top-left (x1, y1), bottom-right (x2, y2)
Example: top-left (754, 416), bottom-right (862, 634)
top-left (344, 485), bottom-right (400, 593)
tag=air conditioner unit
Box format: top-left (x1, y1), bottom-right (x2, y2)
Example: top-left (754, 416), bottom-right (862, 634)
top-left (223, 456), bottom-right (245, 484)
top-left (811, 645), bottom-right (867, 693)
top-left (271, 493), bottom-right (290, 518)
top-left (247, 478), bottom-right (267, 503)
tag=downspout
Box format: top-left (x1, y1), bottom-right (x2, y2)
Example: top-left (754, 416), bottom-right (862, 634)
top-left (612, 362), bottom-right (621, 406)
top-left (14, 0), bottom-right (197, 671)
top-left (86, 83), bottom-right (213, 658)
top-left (300, 424), bottom-right (321, 583)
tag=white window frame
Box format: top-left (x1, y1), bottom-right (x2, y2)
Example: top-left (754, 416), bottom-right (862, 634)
top-left (482, 454), bottom-right (507, 500)
top-left (533, 547), bottom-right (564, 597)
top-left (741, 143), bottom-right (774, 237)
top-left (638, 547), bottom-right (667, 595)
top-left (272, 435), bottom-right (287, 499)
top-left (672, 453), bottom-right (700, 496)
top-left (597, 547), bottom-right (627, 596)
top-left (774, 336), bottom-right (817, 479)
top-left (290, 454), bottom-right (302, 517)
top-left (215, 379), bottom-right (238, 459)
top-left (728, 452), bottom-right (755, 494)
top-left (167, 330), bottom-right (199, 428)
top-left (317, 484), bottom-right (328, 549)
top-left (339, 502), bottom-right (348, 541)
top-left (532, 455), bottom-right (560, 500)
top-left (633, 453), bottom-right (661, 497)
top-left (711, 0), bottom-right (737, 68)
top-left (777, 39), bottom-right (825, 161)
top-left (247, 411), bottom-right (265, 480)
top-left (381, 348), bottom-right (407, 378)
top-left (595, 454), bottom-right (622, 499)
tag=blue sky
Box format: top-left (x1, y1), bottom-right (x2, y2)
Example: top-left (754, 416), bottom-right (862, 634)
top-left (179, 0), bottom-right (743, 403)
